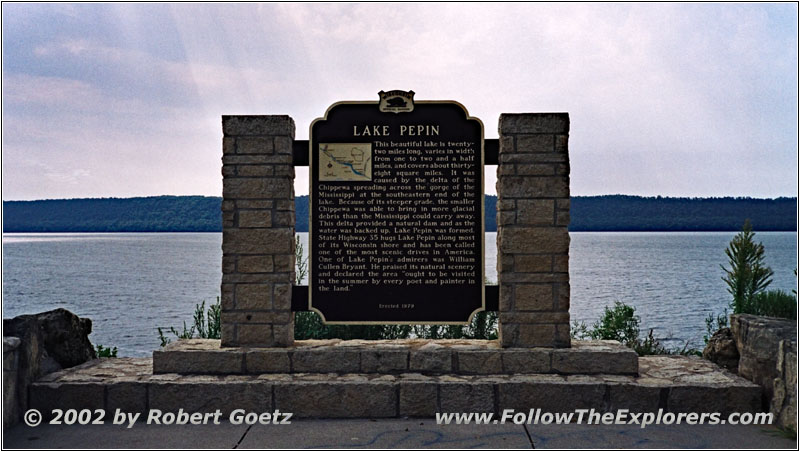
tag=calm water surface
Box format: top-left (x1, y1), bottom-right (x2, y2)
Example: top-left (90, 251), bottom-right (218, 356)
top-left (2, 232), bottom-right (796, 356)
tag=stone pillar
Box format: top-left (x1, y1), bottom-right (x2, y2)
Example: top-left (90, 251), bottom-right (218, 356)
top-left (497, 114), bottom-right (570, 348)
top-left (221, 116), bottom-right (295, 347)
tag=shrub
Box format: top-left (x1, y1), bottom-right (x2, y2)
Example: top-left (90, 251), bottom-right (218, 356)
top-left (721, 220), bottom-right (774, 313)
top-left (583, 301), bottom-right (699, 356)
top-left (158, 297), bottom-right (221, 346)
top-left (589, 301), bottom-right (640, 347)
top-left (748, 290), bottom-right (797, 319)
top-left (95, 344), bottom-right (117, 358)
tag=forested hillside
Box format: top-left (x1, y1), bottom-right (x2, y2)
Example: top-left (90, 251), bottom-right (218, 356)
top-left (3, 195), bottom-right (795, 232)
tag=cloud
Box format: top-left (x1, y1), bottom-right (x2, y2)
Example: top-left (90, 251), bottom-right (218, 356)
top-left (1, 3), bottom-right (797, 200)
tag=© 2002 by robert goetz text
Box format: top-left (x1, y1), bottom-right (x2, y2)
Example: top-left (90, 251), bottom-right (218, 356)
top-left (25, 408), bottom-right (292, 428)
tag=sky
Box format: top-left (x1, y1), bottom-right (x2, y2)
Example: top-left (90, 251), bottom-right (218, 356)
top-left (2, 3), bottom-right (797, 200)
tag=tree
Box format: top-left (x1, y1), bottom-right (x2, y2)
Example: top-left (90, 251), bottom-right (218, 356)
top-left (721, 220), bottom-right (774, 313)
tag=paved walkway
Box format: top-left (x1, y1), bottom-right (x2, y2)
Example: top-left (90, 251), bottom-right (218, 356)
top-left (4, 418), bottom-right (796, 449)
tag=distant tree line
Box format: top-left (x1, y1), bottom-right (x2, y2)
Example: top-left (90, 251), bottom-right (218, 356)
top-left (2, 194), bottom-right (796, 232)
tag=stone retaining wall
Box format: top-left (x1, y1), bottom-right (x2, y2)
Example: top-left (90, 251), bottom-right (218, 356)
top-left (153, 339), bottom-right (637, 376)
top-left (30, 355), bottom-right (760, 420)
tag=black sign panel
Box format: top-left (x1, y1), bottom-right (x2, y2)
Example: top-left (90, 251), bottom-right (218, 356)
top-left (309, 92), bottom-right (484, 324)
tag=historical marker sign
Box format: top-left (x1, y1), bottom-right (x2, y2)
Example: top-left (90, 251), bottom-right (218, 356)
top-left (309, 91), bottom-right (484, 324)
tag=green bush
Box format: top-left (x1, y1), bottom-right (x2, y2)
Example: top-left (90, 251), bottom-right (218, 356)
top-left (721, 220), bottom-right (774, 314)
top-left (95, 344), bottom-right (117, 358)
top-left (575, 301), bottom-right (699, 356)
top-left (158, 297), bottom-right (221, 347)
top-left (747, 290), bottom-right (797, 319)
top-left (589, 301), bottom-right (640, 347)
top-left (293, 310), bottom-right (498, 341)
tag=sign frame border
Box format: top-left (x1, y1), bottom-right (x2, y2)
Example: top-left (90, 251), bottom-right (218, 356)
top-left (308, 98), bottom-right (486, 325)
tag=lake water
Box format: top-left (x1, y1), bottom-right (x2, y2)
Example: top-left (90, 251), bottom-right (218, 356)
top-left (2, 232), bottom-right (796, 356)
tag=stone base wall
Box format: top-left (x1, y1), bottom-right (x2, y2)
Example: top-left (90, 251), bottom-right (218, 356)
top-left (153, 339), bottom-right (638, 376)
top-left (497, 114), bottom-right (571, 348)
top-left (30, 355), bottom-right (761, 420)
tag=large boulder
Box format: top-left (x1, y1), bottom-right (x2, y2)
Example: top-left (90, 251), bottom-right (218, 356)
top-left (702, 327), bottom-right (739, 372)
top-left (4, 308), bottom-right (96, 371)
top-left (771, 339), bottom-right (797, 430)
top-left (730, 314), bottom-right (797, 409)
top-left (3, 309), bottom-right (96, 426)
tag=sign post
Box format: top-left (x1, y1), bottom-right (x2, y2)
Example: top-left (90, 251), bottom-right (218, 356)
top-left (309, 91), bottom-right (484, 323)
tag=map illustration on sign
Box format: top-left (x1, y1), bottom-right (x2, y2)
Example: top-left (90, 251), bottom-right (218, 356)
top-left (318, 143), bottom-right (372, 181)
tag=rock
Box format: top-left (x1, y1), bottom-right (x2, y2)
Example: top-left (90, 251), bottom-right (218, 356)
top-left (3, 309), bottom-right (96, 426)
top-left (730, 314), bottom-right (796, 408)
top-left (702, 327), bottom-right (740, 371)
top-left (4, 308), bottom-right (96, 371)
top-left (771, 339), bottom-right (797, 430)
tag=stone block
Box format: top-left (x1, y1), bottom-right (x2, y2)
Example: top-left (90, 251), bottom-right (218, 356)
top-left (440, 382), bottom-right (495, 413)
top-left (515, 284), bottom-right (553, 311)
top-left (274, 136), bottom-right (293, 155)
top-left (668, 385), bottom-right (761, 415)
top-left (552, 342), bottom-right (637, 375)
top-left (399, 382), bottom-right (438, 417)
top-left (517, 324), bottom-right (558, 348)
top-left (235, 284), bottom-right (272, 310)
top-left (553, 255), bottom-right (569, 273)
top-left (153, 350), bottom-right (243, 374)
top-left (273, 284), bottom-right (292, 311)
top-left (274, 382), bottom-right (396, 418)
top-left (292, 349), bottom-right (360, 373)
top-left (514, 255), bottom-right (552, 273)
top-left (237, 137), bottom-right (274, 154)
top-left (246, 350), bottom-right (290, 373)
top-left (502, 349), bottom-right (551, 373)
top-left (237, 165), bottom-right (275, 177)
top-left (498, 135), bottom-right (514, 154)
top-left (237, 324), bottom-right (273, 346)
top-left (497, 176), bottom-right (569, 198)
top-left (499, 227), bottom-right (569, 254)
top-left (516, 134), bottom-right (555, 153)
top-left (29, 382), bottom-right (105, 419)
top-left (222, 228), bottom-right (293, 254)
top-left (237, 200), bottom-right (274, 209)
top-left (517, 199), bottom-right (554, 225)
top-left (273, 322), bottom-right (294, 347)
top-left (516, 163), bottom-right (555, 176)
top-left (223, 137), bottom-right (236, 155)
top-left (223, 154), bottom-right (292, 165)
top-left (223, 115), bottom-right (295, 137)
top-left (238, 256), bottom-right (274, 273)
top-left (498, 376), bottom-right (605, 413)
top-left (607, 383), bottom-right (662, 412)
top-left (361, 350), bottom-right (409, 373)
top-left (457, 350), bottom-right (502, 374)
top-left (107, 382), bottom-right (147, 415)
top-left (500, 312), bottom-right (569, 324)
top-left (499, 113), bottom-right (569, 135)
top-left (273, 254), bottom-right (293, 272)
top-left (150, 381), bottom-right (271, 416)
top-left (238, 211), bottom-right (272, 228)
top-left (409, 348), bottom-right (452, 373)
top-left (223, 178), bottom-right (291, 199)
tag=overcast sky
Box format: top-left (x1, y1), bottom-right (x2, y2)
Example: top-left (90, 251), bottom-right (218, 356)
top-left (2, 3), bottom-right (797, 200)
